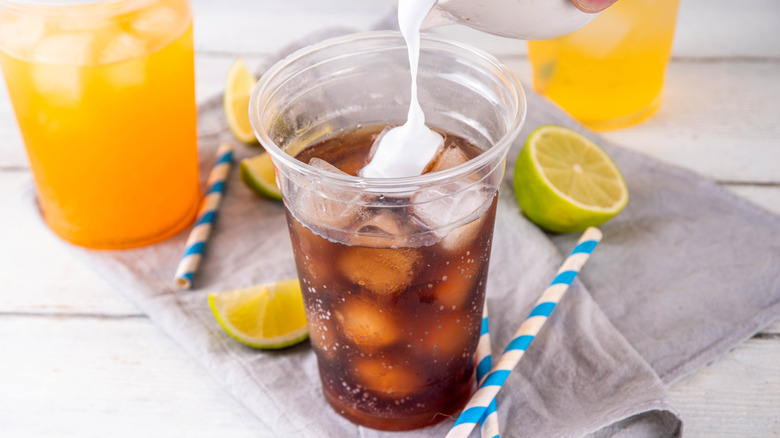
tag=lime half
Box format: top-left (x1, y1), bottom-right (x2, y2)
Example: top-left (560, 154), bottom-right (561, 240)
top-left (208, 279), bottom-right (309, 349)
top-left (224, 58), bottom-right (258, 144)
top-left (240, 152), bottom-right (282, 200)
top-left (513, 125), bottom-right (628, 233)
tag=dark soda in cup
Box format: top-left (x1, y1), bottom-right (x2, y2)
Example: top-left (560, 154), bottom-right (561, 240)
top-left (286, 125), bottom-right (498, 430)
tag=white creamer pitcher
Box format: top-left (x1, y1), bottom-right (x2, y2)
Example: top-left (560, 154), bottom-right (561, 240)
top-left (423, 0), bottom-right (599, 40)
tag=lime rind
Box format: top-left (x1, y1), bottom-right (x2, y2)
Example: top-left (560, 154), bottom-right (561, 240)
top-left (224, 58), bottom-right (259, 145)
top-left (208, 280), bottom-right (309, 350)
top-left (513, 125), bottom-right (628, 233)
top-left (240, 153), bottom-right (282, 200)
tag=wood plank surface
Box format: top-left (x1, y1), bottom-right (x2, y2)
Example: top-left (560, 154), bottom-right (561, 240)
top-left (0, 317), bottom-right (265, 437)
top-left (668, 337), bottom-right (780, 438)
top-left (0, 174), bottom-right (139, 316)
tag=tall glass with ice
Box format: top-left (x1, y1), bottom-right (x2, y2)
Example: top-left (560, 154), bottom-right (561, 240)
top-left (0, 0), bottom-right (199, 249)
top-left (250, 32), bottom-right (525, 430)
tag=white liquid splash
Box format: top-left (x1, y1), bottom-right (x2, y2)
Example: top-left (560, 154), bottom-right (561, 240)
top-left (359, 0), bottom-right (444, 179)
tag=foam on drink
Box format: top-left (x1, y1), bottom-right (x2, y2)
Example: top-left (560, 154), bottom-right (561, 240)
top-left (359, 0), bottom-right (443, 178)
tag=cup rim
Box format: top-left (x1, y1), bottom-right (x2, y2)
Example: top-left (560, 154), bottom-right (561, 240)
top-left (250, 30), bottom-right (527, 190)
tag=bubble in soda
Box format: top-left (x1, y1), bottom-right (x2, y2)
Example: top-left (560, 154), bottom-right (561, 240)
top-left (308, 317), bottom-right (339, 361)
top-left (419, 312), bottom-right (473, 358)
top-left (433, 255), bottom-right (483, 308)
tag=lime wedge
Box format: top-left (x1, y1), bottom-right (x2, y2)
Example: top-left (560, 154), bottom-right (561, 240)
top-left (513, 125), bottom-right (628, 233)
top-left (208, 279), bottom-right (309, 349)
top-left (224, 58), bottom-right (258, 144)
top-left (240, 152), bottom-right (282, 200)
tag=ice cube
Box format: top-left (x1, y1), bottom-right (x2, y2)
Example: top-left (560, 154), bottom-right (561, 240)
top-left (410, 181), bottom-right (490, 239)
top-left (130, 5), bottom-right (181, 40)
top-left (32, 32), bottom-right (94, 65)
top-left (422, 144), bottom-right (489, 251)
top-left (440, 215), bottom-right (485, 252)
top-left (31, 33), bottom-right (94, 107)
top-left (0, 14), bottom-right (46, 58)
top-left (433, 258), bottom-right (481, 308)
top-left (338, 246), bottom-right (421, 296)
top-left (335, 298), bottom-right (398, 348)
top-left (347, 209), bottom-right (409, 248)
top-left (353, 357), bottom-right (422, 396)
top-left (293, 158), bottom-right (367, 231)
top-left (99, 32), bottom-right (147, 88)
top-left (424, 143), bottom-right (469, 174)
top-left (99, 31), bottom-right (146, 64)
top-left (309, 157), bottom-right (341, 172)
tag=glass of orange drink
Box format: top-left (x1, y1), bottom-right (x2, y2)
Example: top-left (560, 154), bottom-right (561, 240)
top-left (528, 0), bottom-right (680, 130)
top-left (0, 0), bottom-right (200, 249)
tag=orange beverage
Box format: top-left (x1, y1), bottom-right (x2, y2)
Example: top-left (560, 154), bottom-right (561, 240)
top-left (0, 0), bottom-right (199, 249)
top-left (528, 0), bottom-right (680, 130)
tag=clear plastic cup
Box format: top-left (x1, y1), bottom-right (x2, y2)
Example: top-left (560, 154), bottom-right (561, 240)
top-left (250, 31), bottom-right (525, 430)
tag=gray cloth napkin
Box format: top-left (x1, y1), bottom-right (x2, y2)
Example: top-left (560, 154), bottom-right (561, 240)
top-left (537, 114), bottom-right (780, 384)
top-left (42, 92), bottom-right (675, 437)
top-left (33, 27), bottom-right (779, 438)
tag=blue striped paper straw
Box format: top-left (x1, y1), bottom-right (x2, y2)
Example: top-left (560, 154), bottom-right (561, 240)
top-left (174, 142), bottom-right (234, 289)
top-left (447, 227), bottom-right (603, 438)
top-left (475, 302), bottom-right (500, 438)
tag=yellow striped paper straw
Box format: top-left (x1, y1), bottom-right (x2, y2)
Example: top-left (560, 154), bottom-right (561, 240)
top-left (174, 142), bottom-right (234, 289)
top-left (447, 227), bottom-right (603, 438)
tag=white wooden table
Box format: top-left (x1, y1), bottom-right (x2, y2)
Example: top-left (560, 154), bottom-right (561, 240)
top-left (2, 0), bottom-right (779, 436)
